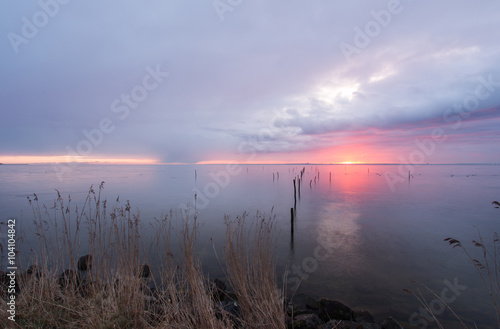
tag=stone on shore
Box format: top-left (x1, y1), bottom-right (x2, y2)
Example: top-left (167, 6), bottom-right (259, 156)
top-left (305, 296), bottom-right (320, 310)
top-left (291, 313), bottom-right (322, 329)
top-left (58, 269), bottom-right (81, 289)
top-left (77, 254), bottom-right (93, 271)
top-left (26, 265), bottom-right (41, 278)
top-left (213, 278), bottom-right (227, 300)
top-left (137, 264), bottom-right (151, 279)
top-left (318, 299), bottom-right (354, 322)
top-left (354, 310), bottom-right (376, 323)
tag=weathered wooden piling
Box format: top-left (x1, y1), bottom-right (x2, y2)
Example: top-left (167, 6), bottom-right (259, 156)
top-left (290, 207), bottom-right (294, 235)
top-left (293, 179), bottom-right (297, 206)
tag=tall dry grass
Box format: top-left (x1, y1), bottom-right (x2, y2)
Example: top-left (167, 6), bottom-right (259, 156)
top-left (224, 212), bottom-right (285, 329)
top-left (0, 183), bottom-right (285, 329)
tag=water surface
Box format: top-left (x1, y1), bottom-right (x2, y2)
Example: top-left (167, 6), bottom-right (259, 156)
top-left (1, 163), bottom-right (499, 327)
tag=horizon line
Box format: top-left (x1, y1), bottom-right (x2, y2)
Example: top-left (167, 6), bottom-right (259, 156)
top-left (2, 162), bottom-right (499, 166)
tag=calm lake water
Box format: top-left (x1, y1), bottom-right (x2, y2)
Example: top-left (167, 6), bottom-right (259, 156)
top-left (1, 163), bottom-right (499, 328)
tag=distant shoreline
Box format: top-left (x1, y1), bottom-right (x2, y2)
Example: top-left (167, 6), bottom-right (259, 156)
top-left (1, 162), bottom-right (499, 166)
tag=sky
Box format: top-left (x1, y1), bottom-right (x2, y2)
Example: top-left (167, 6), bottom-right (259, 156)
top-left (1, 0), bottom-right (499, 165)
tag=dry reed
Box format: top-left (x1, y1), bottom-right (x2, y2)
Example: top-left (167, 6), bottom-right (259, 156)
top-left (0, 183), bottom-right (285, 329)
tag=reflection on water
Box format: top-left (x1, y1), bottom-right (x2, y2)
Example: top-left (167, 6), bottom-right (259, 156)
top-left (1, 163), bottom-right (499, 327)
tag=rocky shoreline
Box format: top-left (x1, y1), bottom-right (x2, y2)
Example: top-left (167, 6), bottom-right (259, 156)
top-left (215, 280), bottom-right (405, 329)
top-left (282, 296), bottom-right (404, 329)
top-left (1, 254), bottom-right (406, 328)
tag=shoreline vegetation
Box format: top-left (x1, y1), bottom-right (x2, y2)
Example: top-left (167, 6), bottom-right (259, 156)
top-left (0, 183), bottom-right (498, 328)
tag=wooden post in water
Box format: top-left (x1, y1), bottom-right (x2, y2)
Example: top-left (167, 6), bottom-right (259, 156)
top-left (329, 171), bottom-right (332, 183)
top-left (298, 177), bottom-right (301, 198)
top-left (408, 171), bottom-right (411, 181)
top-left (293, 179), bottom-right (297, 206)
top-left (290, 207), bottom-right (294, 235)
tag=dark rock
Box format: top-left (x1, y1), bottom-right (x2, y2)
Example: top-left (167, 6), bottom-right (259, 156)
top-left (319, 299), bottom-right (354, 322)
top-left (77, 254), bottom-right (93, 271)
top-left (216, 301), bottom-right (241, 327)
top-left (222, 301), bottom-right (240, 319)
top-left (136, 264), bottom-right (151, 279)
top-left (287, 295), bottom-right (320, 317)
top-left (26, 265), bottom-right (42, 278)
top-left (292, 313), bottom-right (322, 329)
top-left (225, 291), bottom-right (238, 302)
top-left (213, 278), bottom-right (227, 300)
top-left (79, 281), bottom-right (96, 298)
top-left (305, 296), bottom-right (320, 310)
top-left (214, 278), bottom-right (226, 291)
top-left (380, 317), bottom-right (404, 329)
top-left (294, 308), bottom-right (316, 317)
top-left (58, 269), bottom-right (81, 289)
top-left (354, 310), bottom-right (375, 323)
top-left (289, 293), bottom-right (309, 309)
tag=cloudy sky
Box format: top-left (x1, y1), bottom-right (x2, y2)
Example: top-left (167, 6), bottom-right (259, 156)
top-left (1, 0), bottom-right (499, 164)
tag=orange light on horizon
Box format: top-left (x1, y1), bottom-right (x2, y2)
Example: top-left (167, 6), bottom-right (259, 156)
top-left (196, 159), bottom-right (292, 165)
top-left (0, 155), bottom-right (159, 165)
